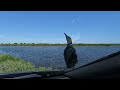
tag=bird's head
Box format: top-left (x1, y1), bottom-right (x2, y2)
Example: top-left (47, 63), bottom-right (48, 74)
top-left (64, 33), bottom-right (72, 45)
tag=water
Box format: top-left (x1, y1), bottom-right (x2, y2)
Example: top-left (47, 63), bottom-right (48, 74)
top-left (0, 46), bottom-right (120, 70)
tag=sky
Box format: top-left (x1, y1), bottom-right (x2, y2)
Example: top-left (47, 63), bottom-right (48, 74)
top-left (0, 11), bottom-right (120, 44)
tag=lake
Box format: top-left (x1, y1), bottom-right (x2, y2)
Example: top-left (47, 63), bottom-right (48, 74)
top-left (0, 46), bottom-right (120, 70)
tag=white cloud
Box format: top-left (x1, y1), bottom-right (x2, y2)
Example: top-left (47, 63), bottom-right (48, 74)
top-left (71, 16), bottom-right (80, 24)
top-left (72, 19), bottom-right (75, 23)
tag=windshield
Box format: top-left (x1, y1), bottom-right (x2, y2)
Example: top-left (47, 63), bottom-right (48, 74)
top-left (0, 11), bottom-right (120, 74)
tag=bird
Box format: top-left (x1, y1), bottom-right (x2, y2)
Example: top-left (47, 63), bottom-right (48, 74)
top-left (64, 33), bottom-right (78, 70)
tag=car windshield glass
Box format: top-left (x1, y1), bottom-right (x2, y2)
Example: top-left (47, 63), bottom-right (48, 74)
top-left (0, 11), bottom-right (120, 74)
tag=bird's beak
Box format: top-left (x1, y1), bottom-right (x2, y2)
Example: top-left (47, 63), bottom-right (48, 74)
top-left (64, 33), bottom-right (67, 37)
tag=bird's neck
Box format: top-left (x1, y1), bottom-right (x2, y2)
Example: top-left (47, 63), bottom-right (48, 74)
top-left (67, 43), bottom-right (72, 46)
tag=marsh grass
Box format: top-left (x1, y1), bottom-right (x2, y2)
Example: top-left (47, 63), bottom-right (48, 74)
top-left (0, 54), bottom-right (59, 74)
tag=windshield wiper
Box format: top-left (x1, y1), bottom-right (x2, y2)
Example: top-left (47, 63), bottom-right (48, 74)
top-left (0, 71), bottom-right (65, 79)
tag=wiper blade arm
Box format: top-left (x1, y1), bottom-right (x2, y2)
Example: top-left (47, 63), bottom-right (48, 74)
top-left (0, 71), bottom-right (65, 79)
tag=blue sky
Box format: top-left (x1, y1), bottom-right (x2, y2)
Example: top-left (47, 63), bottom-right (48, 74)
top-left (0, 11), bottom-right (120, 44)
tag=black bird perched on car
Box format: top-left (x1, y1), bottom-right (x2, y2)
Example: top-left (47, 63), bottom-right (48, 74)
top-left (64, 33), bottom-right (78, 69)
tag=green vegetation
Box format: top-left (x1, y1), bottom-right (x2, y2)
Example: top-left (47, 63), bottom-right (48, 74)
top-left (73, 43), bottom-right (120, 46)
top-left (0, 43), bottom-right (65, 46)
top-left (0, 43), bottom-right (120, 46)
top-left (0, 54), bottom-right (59, 74)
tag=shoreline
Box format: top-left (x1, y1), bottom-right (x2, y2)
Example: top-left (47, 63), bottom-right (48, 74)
top-left (0, 44), bottom-right (120, 46)
top-left (0, 54), bottom-right (59, 74)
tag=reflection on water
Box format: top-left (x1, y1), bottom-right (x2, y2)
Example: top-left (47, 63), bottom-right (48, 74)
top-left (0, 46), bottom-right (120, 70)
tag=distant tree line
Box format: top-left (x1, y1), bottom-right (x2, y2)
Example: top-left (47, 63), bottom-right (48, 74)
top-left (0, 43), bottom-right (120, 46)
top-left (0, 43), bottom-right (65, 46)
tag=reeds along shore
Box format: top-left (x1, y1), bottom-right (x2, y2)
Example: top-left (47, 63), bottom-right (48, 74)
top-left (0, 54), bottom-right (59, 74)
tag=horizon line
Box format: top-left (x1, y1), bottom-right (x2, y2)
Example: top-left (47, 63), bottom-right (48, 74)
top-left (0, 43), bottom-right (120, 44)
